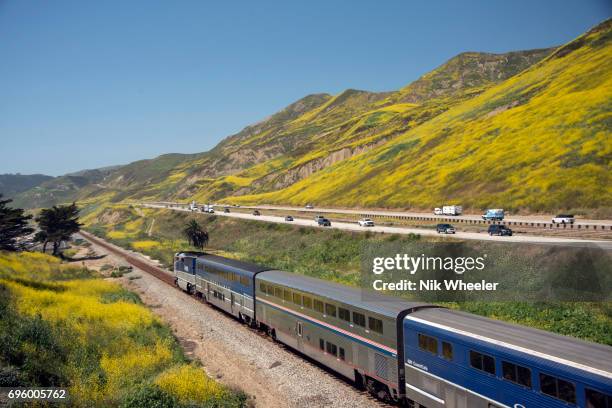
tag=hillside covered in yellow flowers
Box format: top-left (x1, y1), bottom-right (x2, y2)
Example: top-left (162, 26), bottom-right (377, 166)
top-left (13, 19), bottom-right (611, 216)
top-left (0, 251), bottom-right (246, 407)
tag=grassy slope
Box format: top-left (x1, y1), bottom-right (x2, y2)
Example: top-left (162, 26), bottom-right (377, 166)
top-left (0, 251), bottom-right (245, 407)
top-left (84, 205), bottom-right (612, 345)
top-left (232, 20), bottom-right (612, 215)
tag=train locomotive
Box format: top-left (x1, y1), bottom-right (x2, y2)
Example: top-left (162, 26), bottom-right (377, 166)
top-left (174, 251), bottom-right (612, 407)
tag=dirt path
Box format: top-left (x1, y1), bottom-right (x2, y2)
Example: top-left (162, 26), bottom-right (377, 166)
top-left (77, 236), bottom-right (382, 408)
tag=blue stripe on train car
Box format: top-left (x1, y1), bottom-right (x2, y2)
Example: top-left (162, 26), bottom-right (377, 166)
top-left (403, 318), bottom-right (612, 408)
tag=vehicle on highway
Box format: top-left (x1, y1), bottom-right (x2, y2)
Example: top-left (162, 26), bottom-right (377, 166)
top-left (201, 204), bottom-right (215, 213)
top-left (305, 204), bottom-right (314, 209)
top-left (552, 214), bottom-right (575, 224)
top-left (358, 218), bottom-right (375, 227)
top-left (317, 218), bottom-right (331, 227)
top-left (442, 205), bottom-right (462, 216)
top-left (482, 208), bottom-right (505, 221)
top-left (189, 201), bottom-right (199, 211)
top-left (224, 207), bottom-right (230, 213)
top-left (436, 223), bottom-right (456, 234)
top-left (433, 207), bottom-right (443, 215)
top-left (175, 252), bottom-right (612, 407)
top-left (253, 210), bottom-right (261, 216)
top-left (285, 216), bottom-right (294, 222)
top-left (488, 224), bottom-right (512, 236)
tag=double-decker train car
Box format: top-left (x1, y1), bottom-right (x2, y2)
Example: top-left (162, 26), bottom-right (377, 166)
top-left (254, 270), bottom-right (435, 402)
top-left (403, 308), bottom-right (612, 408)
top-left (174, 251), bottom-right (270, 323)
top-left (174, 253), bottom-right (612, 407)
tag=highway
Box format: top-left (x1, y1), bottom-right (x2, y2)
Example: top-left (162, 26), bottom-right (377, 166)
top-left (230, 204), bottom-right (612, 227)
top-left (142, 204), bottom-right (612, 249)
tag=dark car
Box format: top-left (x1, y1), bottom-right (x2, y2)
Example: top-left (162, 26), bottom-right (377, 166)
top-left (285, 216), bottom-right (294, 222)
top-left (317, 218), bottom-right (331, 227)
top-left (224, 207), bottom-right (230, 213)
top-left (488, 224), bottom-right (512, 236)
top-left (436, 223), bottom-right (456, 234)
top-left (253, 210), bottom-right (261, 216)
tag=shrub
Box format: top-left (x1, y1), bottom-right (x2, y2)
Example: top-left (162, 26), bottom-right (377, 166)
top-left (120, 384), bottom-right (178, 408)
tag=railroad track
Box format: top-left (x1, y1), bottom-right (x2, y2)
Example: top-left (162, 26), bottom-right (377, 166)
top-left (79, 231), bottom-right (175, 286)
top-left (79, 231), bottom-right (392, 407)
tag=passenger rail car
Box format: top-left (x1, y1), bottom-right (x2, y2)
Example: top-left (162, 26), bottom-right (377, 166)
top-left (174, 253), bottom-right (612, 407)
top-left (174, 252), bottom-right (270, 323)
top-left (403, 308), bottom-right (612, 408)
top-left (255, 270), bottom-right (435, 402)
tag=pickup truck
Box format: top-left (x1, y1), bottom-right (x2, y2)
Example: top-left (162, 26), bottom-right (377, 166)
top-left (552, 214), bottom-right (574, 224)
top-left (482, 209), bottom-right (505, 221)
top-left (317, 218), bottom-right (331, 227)
top-left (358, 218), bottom-right (375, 227)
top-left (436, 223), bottom-right (455, 234)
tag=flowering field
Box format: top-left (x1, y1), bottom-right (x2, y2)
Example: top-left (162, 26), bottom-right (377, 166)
top-left (0, 251), bottom-right (246, 407)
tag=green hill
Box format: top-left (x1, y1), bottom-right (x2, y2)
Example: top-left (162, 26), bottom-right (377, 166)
top-left (13, 19), bottom-right (611, 216)
top-left (0, 174), bottom-right (53, 198)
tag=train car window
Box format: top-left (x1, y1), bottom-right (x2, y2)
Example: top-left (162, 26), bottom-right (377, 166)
top-left (292, 293), bottom-right (302, 306)
top-left (586, 388), bottom-right (612, 408)
top-left (442, 341), bottom-right (453, 360)
top-left (539, 373), bottom-right (576, 404)
top-left (319, 339), bottom-right (324, 351)
top-left (502, 361), bottom-right (531, 388)
top-left (314, 299), bottom-right (324, 313)
top-left (303, 296), bottom-right (312, 309)
top-left (240, 276), bottom-right (249, 286)
top-left (326, 341), bottom-right (337, 356)
top-left (338, 307), bottom-right (351, 322)
top-left (368, 317), bottom-right (383, 334)
top-left (418, 334), bottom-right (438, 355)
top-left (339, 347), bottom-right (345, 361)
top-left (325, 303), bottom-right (337, 317)
top-left (259, 283), bottom-right (266, 293)
top-left (283, 289), bottom-right (292, 302)
top-left (353, 312), bottom-right (366, 327)
top-left (274, 286), bottom-right (282, 298)
top-left (469, 351), bottom-right (495, 375)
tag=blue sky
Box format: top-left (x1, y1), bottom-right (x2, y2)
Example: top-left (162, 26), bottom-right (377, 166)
top-left (0, 0), bottom-right (609, 176)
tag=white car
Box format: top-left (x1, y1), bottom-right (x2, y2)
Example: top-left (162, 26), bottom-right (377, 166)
top-left (434, 208), bottom-right (443, 215)
top-left (552, 214), bottom-right (574, 224)
top-left (305, 204), bottom-right (314, 209)
top-left (358, 218), bottom-right (375, 227)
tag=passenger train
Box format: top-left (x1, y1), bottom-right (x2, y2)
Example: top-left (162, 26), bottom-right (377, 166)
top-left (174, 251), bottom-right (612, 408)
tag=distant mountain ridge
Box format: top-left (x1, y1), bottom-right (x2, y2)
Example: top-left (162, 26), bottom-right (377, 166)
top-left (0, 174), bottom-right (54, 198)
top-left (12, 19), bottom-right (612, 216)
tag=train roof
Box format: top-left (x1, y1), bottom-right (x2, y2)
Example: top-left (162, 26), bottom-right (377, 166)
top-left (257, 270), bottom-right (429, 319)
top-left (407, 307), bottom-right (612, 378)
top-left (176, 252), bottom-right (271, 274)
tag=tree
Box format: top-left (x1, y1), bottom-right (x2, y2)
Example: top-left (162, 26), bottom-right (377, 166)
top-left (35, 203), bottom-right (81, 257)
top-left (183, 220), bottom-right (209, 250)
top-left (0, 194), bottom-right (33, 251)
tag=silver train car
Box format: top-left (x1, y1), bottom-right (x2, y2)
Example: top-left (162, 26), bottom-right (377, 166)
top-left (255, 270), bottom-right (435, 402)
top-left (174, 251), bottom-right (269, 324)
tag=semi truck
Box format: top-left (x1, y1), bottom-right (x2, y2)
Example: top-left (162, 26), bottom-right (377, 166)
top-left (442, 205), bottom-right (462, 216)
top-left (201, 204), bottom-right (215, 213)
